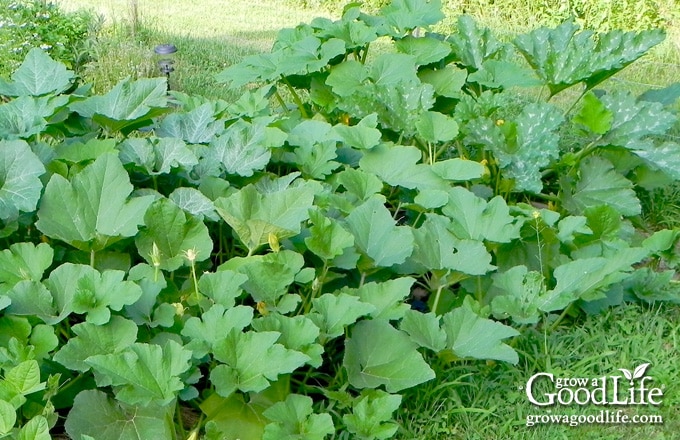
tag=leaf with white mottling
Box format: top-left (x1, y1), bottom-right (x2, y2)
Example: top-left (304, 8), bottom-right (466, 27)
top-left (169, 187), bottom-right (219, 221)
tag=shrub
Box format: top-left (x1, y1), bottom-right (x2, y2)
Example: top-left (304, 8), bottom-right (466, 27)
top-left (0, 0), bottom-right (97, 77)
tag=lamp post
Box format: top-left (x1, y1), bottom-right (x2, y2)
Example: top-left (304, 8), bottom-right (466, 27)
top-left (154, 44), bottom-right (177, 90)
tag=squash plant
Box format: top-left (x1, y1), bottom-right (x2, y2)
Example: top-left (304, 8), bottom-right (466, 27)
top-left (0, 0), bottom-right (679, 438)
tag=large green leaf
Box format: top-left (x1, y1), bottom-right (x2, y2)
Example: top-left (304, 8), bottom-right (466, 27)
top-left (343, 390), bottom-right (402, 440)
top-left (442, 305), bottom-right (519, 363)
top-left (252, 314), bottom-right (324, 368)
top-left (359, 144), bottom-right (445, 190)
top-left (350, 278), bottom-right (414, 320)
top-left (0, 95), bottom-right (68, 140)
top-left (496, 103), bottom-right (563, 193)
top-left (135, 198), bottom-right (213, 272)
top-left (234, 251), bottom-right (304, 307)
top-left (0, 48), bottom-right (74, 96)
top-left (0, 399), bottom-right (15, 435)
top-left (418, 66), bottom-right (467, 98)
top-left (409, 214), bottom-right (495, 275)
top-left (65, 390), bottom-right (173, 440)
top-left (415, 111), bottom-right (459, 143)
top-left (379, 0), bottom-right (445, 36)
top-left (210, 330), bottom-right (309, 397)
top-left (632, 142), bottom-right (680, 181)
top-left (311, 12), bottom-right (378, 50)
top-left (327, 54), bottom-right (435, 135)
top-left (343, 319), bottom-right (435, 392)
top-left (217, 34), bottom-right (345, 88)
top-left (489, 266), bottom-right (545, 324)
top-left (215, 180), bottom-right (319, 254)
top-left (395, 35), bottom-right (451, 66)
top-left (574, 92), bottom-right (613, 135)
top-left (70, 267), bottom-right (143, 325)
top-left (442, 187), bottom-right (522, 242)
top-left (9, 263), bottom-right (140, 325)
top-left (465, 103), bottom-right (563, 193)
top-left (36, 153), bottom-right (154, 252)
top-left (305, 210), bottom-right (354, 261)
top-left (86, 340), bottom-right (192, 406)
top-left (332, 114), bottom-right (382, 150)
top-left (53, 316), bottom-right (138, 372)
top-left (262, 394), bottom-right (334, 440)
top-left (309, 293), bottom-right (375, 341)
top-left (399, 310), bottom-right (447, 352)
top-left (448, 15), bottom-right (505, 70)
top-left (205, 120), bottom-right (283, 177)
top-left (598, 91), bottom-right (677, 148)
top-left (9, 263), bottom-right (89, 324)
top-left (539, 247), bottom-right (648, 311)
top-left (70, 77), bottom-right (169, 133)
top-left (198, 270), bottom-right (248, 309)
top-left (156, 103), bottom-right (222, 144)
top-left (17, 415), bottom-right (50, 440)
top-left (345, 195), bottom-right (414, 267)
top-left (563, 156), bottom-right (640, 216)
top-left (169, 187), bottom-right (219, 221)
top-left (118, 137), bottom-right (198, 176)
top-left (514, 20), bottom-right (665, 96)
top-left (0, 242), bottom-right (52, 294)
top-left (181, 305), bottom-right (253, 358)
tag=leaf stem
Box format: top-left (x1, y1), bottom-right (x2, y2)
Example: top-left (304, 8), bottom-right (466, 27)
top-left (280, 76), bottom-right (308, 118)
top-left (274, 90), bottom-right (289, 114)
top-left (564, 87), bottom-right (588, 117)
top-left (90, 249), bottom-right (95, 268)
top-left (432, 285), bottom-right (444, 315)
top-left (360, 43), bottom-right (370, 64)
top-left (175, 401), bottom-right (186, 439)
top-left (548, 304), bottom-right (573, 332)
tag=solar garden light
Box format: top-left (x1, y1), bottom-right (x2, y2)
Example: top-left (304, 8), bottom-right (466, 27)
top-left (154, 44), bottom-right (177, 89)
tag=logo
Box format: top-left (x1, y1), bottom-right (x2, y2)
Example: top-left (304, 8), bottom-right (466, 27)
top-left (525, 363), bottom-right (663, 407)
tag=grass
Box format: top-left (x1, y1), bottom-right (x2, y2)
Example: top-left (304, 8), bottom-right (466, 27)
top-left (57, 0), bottom-right (680, 101)
top-left (396, 303), bottom-right (680, 439)
top-left (56, 0), bottom-right (329, 100)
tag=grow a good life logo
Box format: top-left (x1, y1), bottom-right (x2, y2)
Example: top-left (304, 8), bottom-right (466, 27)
top-left (525, 363), bottom-right (663, 406)
top-left (523, 363), bottom-right (665, 427)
